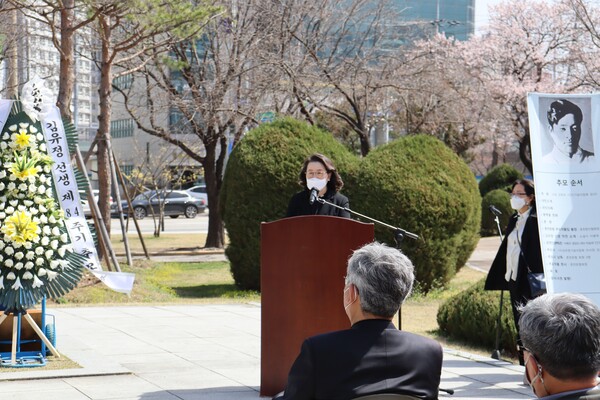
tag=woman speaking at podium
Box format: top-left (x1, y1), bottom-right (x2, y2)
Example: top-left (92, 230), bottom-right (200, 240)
top-left (286, 153), bottom-right (350, 218)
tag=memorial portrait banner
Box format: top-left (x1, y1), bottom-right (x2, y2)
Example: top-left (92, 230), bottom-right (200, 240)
top-left (528, 93), bottom-right (600, 306)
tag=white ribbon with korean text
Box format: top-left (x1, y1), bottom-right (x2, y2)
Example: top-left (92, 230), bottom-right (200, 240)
top-left (40, 105), bottom-right (134, 294)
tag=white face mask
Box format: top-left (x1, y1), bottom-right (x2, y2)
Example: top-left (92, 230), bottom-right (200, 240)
top-left (307, 177), bottom-right (327, 191)
top-left (510, 195), bottom-right (527, 211)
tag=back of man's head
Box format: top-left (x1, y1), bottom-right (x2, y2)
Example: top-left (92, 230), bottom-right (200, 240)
top-left (519, 293), bottom-right (600, 380)
top-left (345, 242), bottom-right (414, 318)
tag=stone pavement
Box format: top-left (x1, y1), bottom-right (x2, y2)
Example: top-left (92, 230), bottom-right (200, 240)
top-left (1, 236), bottom-right (535, 400)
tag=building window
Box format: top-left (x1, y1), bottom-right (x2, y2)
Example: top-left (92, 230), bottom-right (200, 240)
top-left (110, 119), bottom-right (134, 139)
top-left (120, 164), bottom-right (134, 176)
top-left (112, 73), bottom-right (133, 90)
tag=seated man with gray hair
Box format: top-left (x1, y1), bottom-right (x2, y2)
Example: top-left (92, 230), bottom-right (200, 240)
top-left (519, 293), bottom-right (600, 399)
top-left (275, 242), bottom-right (443, 400)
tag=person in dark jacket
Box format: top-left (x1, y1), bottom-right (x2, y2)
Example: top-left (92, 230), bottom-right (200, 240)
top-left (274, 242), bottom-right (443, 400)
top-left (519, 293), bottom-right (600, 399)
top-left (286, 153), bottom-right (350, 218)
top-left (485, 179), bottom-right (544, 365)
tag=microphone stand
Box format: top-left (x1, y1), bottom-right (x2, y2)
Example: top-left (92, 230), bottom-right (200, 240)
top-left (315, 198), bottom-right (419, 245)
top-left (490, 209), bottom-right (505, 360)
top-left (316, 197), bottom-right (418, 331)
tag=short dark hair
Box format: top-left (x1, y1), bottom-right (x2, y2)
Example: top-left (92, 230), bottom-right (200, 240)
top-left (547, 99), bottom-right (583, 128)
top-left (298, 153), bottom-right (344, 192)
top-left (345, 242), bottom-right (414, 318)
top-left (519, 293), bottom-right (600, 380)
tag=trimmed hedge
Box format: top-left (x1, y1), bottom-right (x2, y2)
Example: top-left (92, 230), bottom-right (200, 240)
top-left (481, 189), bottom-right (512, 237)
top-left (220, 117), bottom-right (358, 290)
top-left (437, 278), bottom-right (517, 357)
top-left (478, 164), bottom-right (523, 197)
top-left (350, 135), bottom-right (481, 291)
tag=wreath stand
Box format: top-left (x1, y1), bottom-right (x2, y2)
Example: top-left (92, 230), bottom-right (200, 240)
top-left (0, 298), bottom-right (59, 367)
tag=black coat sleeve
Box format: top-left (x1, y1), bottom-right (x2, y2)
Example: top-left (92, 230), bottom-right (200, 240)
top-left (277, 340), bottom-right (315, 400)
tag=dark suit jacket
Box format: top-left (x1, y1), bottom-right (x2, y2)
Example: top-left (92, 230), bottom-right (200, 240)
top-left (286, 188), bottom-right (350, 218)
top-left (277, 319), bottom-right (443, 400)
top-left (548, 388), bottom-right (600, 399)
top-left (484, 207), bottom-right (543, 300)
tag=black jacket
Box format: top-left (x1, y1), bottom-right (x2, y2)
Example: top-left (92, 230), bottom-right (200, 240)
top-left (277, 319), bottom-right (443, 400)
top-left (484, 207), bottom-right (544, 299)
top-left (286, 188), bottom-right (350, 218)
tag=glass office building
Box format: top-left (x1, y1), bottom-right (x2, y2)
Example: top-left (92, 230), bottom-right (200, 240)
top-left (395, 0), bottom-right (475, 41)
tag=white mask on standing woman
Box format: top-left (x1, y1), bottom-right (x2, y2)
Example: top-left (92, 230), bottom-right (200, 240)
top-left (307, 177), bottom-right (327, 191)
top-left (510, 195), bottom-right (527, 211)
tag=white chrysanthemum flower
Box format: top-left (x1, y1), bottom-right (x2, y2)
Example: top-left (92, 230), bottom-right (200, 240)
top-left (18, 183), bottom-right (28, 191)
top-left (0, 170), bottom-right (5, 179)
top-left (29, 184), bottom-right (37, 193)
top-left (44, 165), bottom-right (51, 173)
top-left (30, 208), bottom-right (39, 215)
top-left (23, 200), bottom-right (33, 207)
top-left (32, 275), bottom-right (44, 288)
top-left (5, 246), bottom-right (14, 255)
top-left (49, 260), bottom-right (59, 269)
top-left (0, 183), bottom-right (4, 191)
top-left (45, 249), bottom-right (53, 258)
top-left (46, 188), bottom-right (53, 197)
top-left (29, 125), bottom-right (37, 134)
top-left (35, 258), bottom-right (44, 266)
top-left (46, 270), bottom-right (58, 281)
top-left (25, 251), bottom-right (35, 260)
top-left (7, 272), bottom-right (16, 280)
top-left (49, 215), bottom-right (56, 224)
top-left (39, 175), bottom-right (47, 184)
top-left (36, 133), bottom-right (43, 140)
top-left (11, 277), bottom-right (23, 289)
top-left (34, 197), bottom-right (42, 204)
top-left (25, 261), bottom-right (34, 270)
top-left (0, 212), bottom-right (5, 219)
top-left (41, 236), bottom-right (49, 246)
top-left (57, 247), bottom-right (66, 257)
top-left (0, 241), bottom-right (4, 250)
top-left (0, 142), bottom-right (7, 150)
top-left (15, 252), bottom-right (24, 260)
top-left (5, 259), bottom-right (14, 268)
top-left (8, 125), bottom-right (16, 132)
top-left (17, 205), bottom-right (26, 212)
top-left (23, 241), bottom-right (32, 250)
top-left (39, 143), bottom-right (47, 152)
top-left (14, 242), bottom-right (23, 249)
top-left (51, 227), bottom-right (60, 236)
top-left (0, 254), bottom-right (3, 262)
top-left (39, 214), bottom-right (48, 224)
top-left (38, 186), bottom-right (45, 195)
top-left (7, 182), bottom-right (16, 190)
top-left (15, 262), bottom-right (24, 270)
top-left (43, 225), bottom-right (51, 235)
top-left (8, 174), bottom-right (16, 182)
top-left (22, 271), bottom-right (33, 280)
top-left (37, 268), bottom-right (47, 276)
top-left (5, 206), bottom-right (14, 214)
top-left (0, 276), bottom-right (3, 289)
top-left (39, 204), bottom-right (47, 213)
top-left (35, 246), bottom-right (44, 255)
top-left (50, 240), bottom-right (58, 250)
top-left (60, 233), bottom-right (69, 243)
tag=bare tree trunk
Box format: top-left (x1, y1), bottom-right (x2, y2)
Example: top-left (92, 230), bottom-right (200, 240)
top-left (519, 131), bottom-right (533, 175)
top-left (203, 140), bottom-right (225, 248)
top-left (96, 14), bottom-right (113, 235)
top-left (6, 6), bottom-right (19, 98)
top-left (57, 0), bottom-right (75, 122)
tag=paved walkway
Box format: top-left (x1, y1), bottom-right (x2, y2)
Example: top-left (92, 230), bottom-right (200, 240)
top-left (1, 236), bottom-right (535, 400)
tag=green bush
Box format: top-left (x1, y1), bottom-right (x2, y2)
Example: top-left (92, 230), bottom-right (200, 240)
top-left (481, 189), bottom-right (512, 237)
top-left (350, 135), bottom-right (481, 292)
top-left (478, 164), bottom-right (523, 197)
top-left (437, 278), bottom-right (517, 356)
top-left (220, 117), bottom-right (358, 290)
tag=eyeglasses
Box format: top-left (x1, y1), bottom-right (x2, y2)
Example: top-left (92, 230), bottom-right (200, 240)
top-left (511, 192), bottom-right (527, 196)
top-left (306, 170), bottom-right (329, 179)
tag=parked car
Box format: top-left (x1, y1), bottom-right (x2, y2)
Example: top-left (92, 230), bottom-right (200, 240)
top-left (185, 185), bottom-right (208, 206)
top-left (81, 189), bottom-right (114, 218)
top-left (111, 190), bottom-right (206, 219)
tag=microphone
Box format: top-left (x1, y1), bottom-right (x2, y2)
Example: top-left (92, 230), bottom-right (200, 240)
top-left (309, 188), bottom-right (319, 205)
top-left (489, 204), bottom-right (502, 217)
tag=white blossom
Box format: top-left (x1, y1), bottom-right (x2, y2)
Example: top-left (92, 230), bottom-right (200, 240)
top-left (22, 271), bottom-right (33, 280)
top-left (32, 275), bottom-right (44, 288)
top-left (11, 277), bottom-right (23, 289)
top-left (7, 272), bottom-right (15, 280)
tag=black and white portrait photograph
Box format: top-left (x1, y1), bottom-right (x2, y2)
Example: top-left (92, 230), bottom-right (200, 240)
top-left (539, 97), bottom-right (595, 164)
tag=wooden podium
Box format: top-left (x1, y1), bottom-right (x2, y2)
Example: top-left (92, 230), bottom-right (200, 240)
top-left (260, 216), bottom-right (374, 397)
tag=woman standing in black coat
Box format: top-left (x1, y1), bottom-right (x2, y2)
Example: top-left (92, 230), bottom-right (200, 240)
top-left (286, 153), bottom-right (350, 218)
top-left (485, 179), bottom-right (544, 365)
